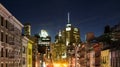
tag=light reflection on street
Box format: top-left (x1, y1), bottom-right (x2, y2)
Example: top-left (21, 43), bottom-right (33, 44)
top-left (53, 63), bottom-right (68, 67)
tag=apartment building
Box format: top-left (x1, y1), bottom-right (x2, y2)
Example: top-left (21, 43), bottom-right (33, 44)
top-left (0, 3), bottom-right (23, 67)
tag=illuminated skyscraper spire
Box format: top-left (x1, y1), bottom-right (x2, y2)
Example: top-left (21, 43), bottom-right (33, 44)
top-left (68, 12), bottom-right (70, 24)
top-left (66, 12), bottom-right (71, 27)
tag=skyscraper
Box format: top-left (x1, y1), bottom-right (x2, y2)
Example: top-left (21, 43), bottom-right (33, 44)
top-left (37, 29), bottom-right (51, 67)
top-left (53, 13), bottom-right (81, 65)
top-left (56, 12), bottom-right (81, 46)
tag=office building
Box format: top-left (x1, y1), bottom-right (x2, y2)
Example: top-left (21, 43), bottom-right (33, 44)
top-left (37, 29), bottom-right (51, 67)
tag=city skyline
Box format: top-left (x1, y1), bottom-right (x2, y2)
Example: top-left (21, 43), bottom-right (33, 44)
top-left (1, 0), bottom-right (120, 41)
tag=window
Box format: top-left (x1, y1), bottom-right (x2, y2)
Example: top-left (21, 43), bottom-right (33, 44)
top-left (6, 35), bottom-right (8, 43)
top-left (22, 46), bottom-right (25, 53)
top-left (1, 48), bottom-right (3, 57)
top-left (1, 16), bottom-right (4, 26)
top-left (6, 63), bottom-right (8, 67)
top-left (29, 58), bottom-right (31, 64)
top-left (5, 49), bottom-right (8, 57)
top-left (23, 57), bottom-right (25, 64)
top-left (29, 49), bottom-right (32, 55)
top-left (1, 63), bottom-right (3, 67)
top-left (19, 63), bottom-right (21, 66)
top-left (1, 32), bottom-right (3, 42)
top-left (9, 24), bottom-right (14, 31)
top-left (5, 20), bottom-right (8, 29)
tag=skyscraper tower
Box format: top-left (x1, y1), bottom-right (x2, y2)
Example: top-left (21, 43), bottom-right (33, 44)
top-left (65, 12), bottom-right (81, 46)
top-left (53, 13), bottom-right (81, 64)
top-left (55, 12), bottom-right (81, 45)
top-left (65, 12), bottom-right (72, 46)
top-left (38, 29), bottom-right (51, 57)
top-left (24, 23), bottom-right (31, 36)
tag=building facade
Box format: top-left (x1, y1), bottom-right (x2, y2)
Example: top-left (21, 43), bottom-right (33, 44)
top-left (27, 40), bottom-right (33, 67)
top-left (89, 50), bottom-right (95, 67)
top-left (85, 41), bottom-right (101, 67)
top-left (24, 23), bottom-right (39, 67)
top-left (0, 4), bottom-right (23, 67)
top-left (78, 43), bottom-right (86, 67)
top-left (93, 43), bottom-right (101, 67)
top-left (37, 29), bottom-right (51, 67)
top-left (110, 48), bottom-right (120, 67)
top-left (22, 36), bottom-right (29, 67)
top-left (101, 49), bottom-right (111, 67)
top-left (101, 24), bottom-right (120, 67)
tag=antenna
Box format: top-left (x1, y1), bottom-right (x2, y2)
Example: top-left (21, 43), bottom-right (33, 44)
top-left (68, 12), bottom-right (70, 24)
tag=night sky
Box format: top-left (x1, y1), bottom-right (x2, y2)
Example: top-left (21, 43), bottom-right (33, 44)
top-left (1, 0), bottom-right (120, 42)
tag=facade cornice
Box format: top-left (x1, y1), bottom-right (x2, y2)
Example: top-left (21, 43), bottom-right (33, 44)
top-left (0, 3), bottom-right (12, 18)
top-left (0, 3), bottom-right (24, 29)
top-left (22, 36), bottom-right (29, 46)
